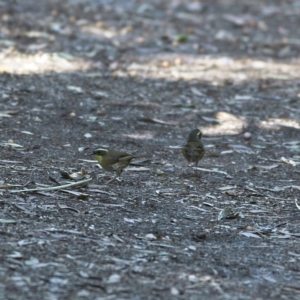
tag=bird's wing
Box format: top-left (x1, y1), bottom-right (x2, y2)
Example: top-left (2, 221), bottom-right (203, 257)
top-left (182, 146), bottom-right (189, 159)
top-left (118, 154), bottom-right (133, 162)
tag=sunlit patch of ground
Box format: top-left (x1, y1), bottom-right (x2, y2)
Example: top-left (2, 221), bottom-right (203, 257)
top-left (0, 51), bottom-right (91, 74)
top-left (257, 118), bottom-right (300, 130)
top-left (115, 54), bottom-right (300, 84)
top-left (201, 112), bottom-right (247, 136)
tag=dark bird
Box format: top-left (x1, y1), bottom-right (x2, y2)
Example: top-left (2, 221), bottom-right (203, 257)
top-left (182, 129), bottom-right (205, 173)
top-left (90, 148), bottom-right (137, 183)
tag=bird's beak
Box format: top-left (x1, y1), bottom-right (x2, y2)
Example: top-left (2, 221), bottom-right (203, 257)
top-left (86, 151), bottom-right (94, 156)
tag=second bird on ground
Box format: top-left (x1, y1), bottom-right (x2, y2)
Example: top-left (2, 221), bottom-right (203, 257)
top-left (90, 148), bottom-right (138, 183)
top-left (182, 129), bottom-right (205, 172)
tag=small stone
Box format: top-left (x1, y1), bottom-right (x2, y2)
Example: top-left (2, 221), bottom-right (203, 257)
top-left (170, 287), bottom-right (179, 295)
top-left (84, 133), bottom-right (92, 138)
top-left (107, 274), bottom-right (121, 284)
top-left (188, 274), bottom-right (198, 282)
top-left (244, 132), bottom-right (251, 140)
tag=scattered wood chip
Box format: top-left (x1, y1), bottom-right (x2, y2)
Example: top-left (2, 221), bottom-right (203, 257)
top-left (252, 164), bottom-right (279, 170)
top-left (58, 204), bottom-right (80, 213)
top-left (218, 207), bottom-right (244, 220)
top-left (126, 166), bottom-right (150, 172)
top-left (221, 150), bottom-right (234, 155)
top-left (255, 185), bottom-right (300, 192)
top-left (0, 184), bottom-right (22, 189)
top-left (281, 157), bottom-right (300, 166)
top-left (48, 175), bottom-right (60, 185)
top-left (191, 87), bottom-right (205, 97)
top-left (0, 160), bottom-right (23, 164)
top-left (197, 167), bottom-right (229, 176)
top-left (0, 219), bottom-right (17, 224)
top-left (0, 110), bottom-right (19, 117)
top-left (1, 141), bottom-right (23, 148)
top-left (20, 131), bottom-right (34, 135)
top-left (226, 190), bottom-right (237, 196)
top-left (295, 199), bottom-right (300, 211)
top-left (61, 190), bottom-right (89, 200)
top-left (137, 117), bottom-right (179, 126)
top-left (239, 231), bottom-right (261, 238)
top-left (218, 185), bottom-right (237, 191)
top-left (67, 85), bottom-right (84, 93)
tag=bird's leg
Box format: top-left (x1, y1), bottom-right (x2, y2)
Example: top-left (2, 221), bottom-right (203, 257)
top-left (106, 174), bottom-right (118, 184)
top-left (106, 169), bottom-right (123, 184)
top-left (195, 161), bottom-right (201, 177)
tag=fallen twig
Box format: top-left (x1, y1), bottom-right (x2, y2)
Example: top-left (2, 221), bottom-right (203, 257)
top-left (255, 185), bottom-right (300, 192)
top-left (196, 167), bottom-right (229, 176)
top-left (295, 199), bottom-right (300, 211)
top-left (9, 177), bottom-right (92, 193)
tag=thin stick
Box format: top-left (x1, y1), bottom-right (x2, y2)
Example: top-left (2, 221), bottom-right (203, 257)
top-left (196, 167), bottom-right (228, 175)
top-left (9, 177), bottom-right (92, 193)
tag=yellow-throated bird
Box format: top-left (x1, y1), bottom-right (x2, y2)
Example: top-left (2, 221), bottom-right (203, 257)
top-left (182, 129), bottom-right (205, 173)
top-left (90, 148), bottom-right (137, 183)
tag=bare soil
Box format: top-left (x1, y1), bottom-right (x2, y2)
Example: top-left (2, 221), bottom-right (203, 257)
top-left (0, 0), bottom-right (300, 299)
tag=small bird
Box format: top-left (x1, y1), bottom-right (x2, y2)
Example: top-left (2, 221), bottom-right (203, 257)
top-left (89, 148), bottom-right (137, 183)
top-left (182, 129), bottom-right (205, 173)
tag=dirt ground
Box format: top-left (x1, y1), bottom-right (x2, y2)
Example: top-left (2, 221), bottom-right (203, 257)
top-left (0, 0), bottom-right (300, 299)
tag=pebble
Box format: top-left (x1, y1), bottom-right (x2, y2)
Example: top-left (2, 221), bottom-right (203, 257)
top-left (244, 132), bottom-right (251, 140)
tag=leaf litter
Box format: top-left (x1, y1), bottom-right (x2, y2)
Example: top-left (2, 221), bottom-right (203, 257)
top-left (1, 0), bottom-right (300, 299)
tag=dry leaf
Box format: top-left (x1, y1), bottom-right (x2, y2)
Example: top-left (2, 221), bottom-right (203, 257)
top-left (60, 168), bottom-right (87, 180)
